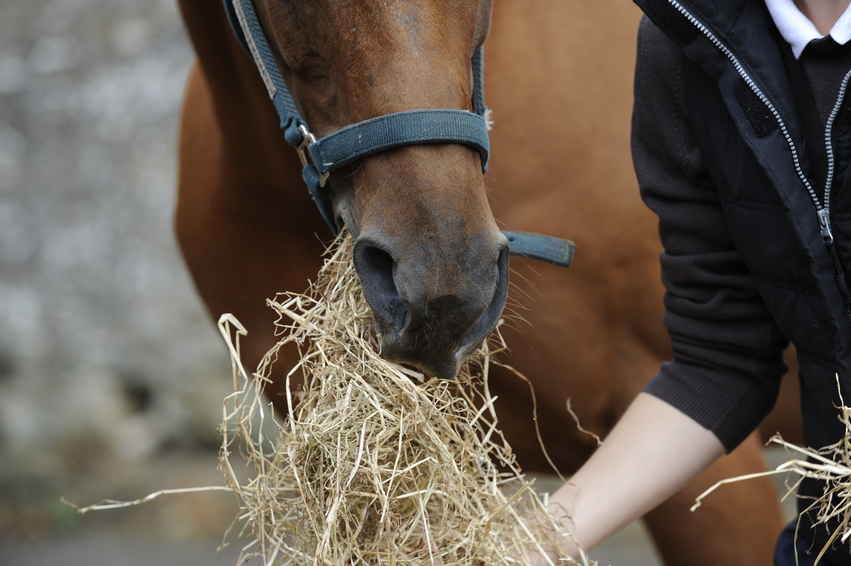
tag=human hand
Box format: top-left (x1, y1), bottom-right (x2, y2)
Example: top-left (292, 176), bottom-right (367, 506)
top-left (524, 548), bottom-right (586, 566)
top-left (520, 501), bottom-right (583, 565)
top-left (525, 548), bottom-right (561, 566)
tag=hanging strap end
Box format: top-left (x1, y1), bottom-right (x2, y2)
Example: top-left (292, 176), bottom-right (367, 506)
top-left (503, 231), bottom-right (576, 268)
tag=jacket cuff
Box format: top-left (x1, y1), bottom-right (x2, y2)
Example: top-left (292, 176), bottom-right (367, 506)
top-left (644, 360), bottom-right (781, 452)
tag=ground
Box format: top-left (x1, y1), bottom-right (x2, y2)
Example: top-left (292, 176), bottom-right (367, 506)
top-left (0, 450), bottom-right (797, 566)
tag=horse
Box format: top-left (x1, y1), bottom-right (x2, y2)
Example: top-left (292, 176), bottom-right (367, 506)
top-left (175, 1), bottom-right (790, 564)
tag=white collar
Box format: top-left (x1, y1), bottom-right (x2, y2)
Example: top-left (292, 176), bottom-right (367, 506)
top-left (765, 0), bottom-right (851, 58)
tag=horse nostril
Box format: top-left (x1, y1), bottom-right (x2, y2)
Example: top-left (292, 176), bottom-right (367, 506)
top-left (353, 241), bottom-right (408, 335)
top-left (359, 244), bottom-right (395, 293)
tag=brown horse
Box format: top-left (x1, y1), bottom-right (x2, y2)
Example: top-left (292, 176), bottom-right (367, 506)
top-left (176, 1), bottom-right (788, 564)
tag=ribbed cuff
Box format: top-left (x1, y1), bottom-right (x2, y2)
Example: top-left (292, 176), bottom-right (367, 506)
top-left (643, 360), bottom-right (778, 452)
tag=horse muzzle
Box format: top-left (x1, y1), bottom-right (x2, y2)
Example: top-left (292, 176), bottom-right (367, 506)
top-left (354, 235), bottom-right (509, 379)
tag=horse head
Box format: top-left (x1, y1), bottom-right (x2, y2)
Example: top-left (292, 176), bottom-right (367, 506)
top-left (252, 0), bottom-right (507, 379)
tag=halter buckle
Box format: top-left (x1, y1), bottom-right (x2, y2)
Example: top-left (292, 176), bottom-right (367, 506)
top-left (295, 125), bottom-right (329, 188)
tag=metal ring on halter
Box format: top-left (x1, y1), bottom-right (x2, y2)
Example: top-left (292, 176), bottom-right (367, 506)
top-left (296, 125), bottom-right (329, 188)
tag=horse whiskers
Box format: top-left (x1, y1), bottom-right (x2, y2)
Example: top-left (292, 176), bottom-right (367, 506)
top-left (505, 295), bottom-right (533, 316)
top-left (508, 266), bottom-right (543, 295)
top-left (508, 285), bottom-right (535, 306)
top-left (500, 308), bottom-right (533, 330)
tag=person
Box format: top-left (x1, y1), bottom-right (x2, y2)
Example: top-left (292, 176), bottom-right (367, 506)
top-left (535, 1), bottom-right (851, 564)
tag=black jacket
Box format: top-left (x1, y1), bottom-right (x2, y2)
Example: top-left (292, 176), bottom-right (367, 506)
top-left (633, 0), bottom-right (851, 558)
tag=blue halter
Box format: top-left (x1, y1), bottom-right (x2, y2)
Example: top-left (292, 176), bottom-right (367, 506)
top-left (224, 0), bottom-right (575, 268)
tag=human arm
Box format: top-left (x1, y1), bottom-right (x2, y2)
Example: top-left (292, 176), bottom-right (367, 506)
top-left (532, 17), bottom-right (790, 563)
top-left (537, 393), bottom-right (723, 561)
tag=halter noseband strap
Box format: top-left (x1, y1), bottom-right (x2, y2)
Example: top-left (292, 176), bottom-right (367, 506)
top-left (223, 0), bottom-right (575, 268)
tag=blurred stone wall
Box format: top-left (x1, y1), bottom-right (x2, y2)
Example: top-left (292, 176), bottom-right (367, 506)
top-left (0, 0), bottom-right (230, 484)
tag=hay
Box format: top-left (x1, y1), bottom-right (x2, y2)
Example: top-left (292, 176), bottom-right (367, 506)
top-left (692, 376), bottom-right (851, 565)
top-left (216, 234), bottom-right (591, 566)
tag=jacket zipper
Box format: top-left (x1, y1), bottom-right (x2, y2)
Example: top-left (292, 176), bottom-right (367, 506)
top-left (665, 0), bottom-right (841, 246)
top-left (822, 71), bottom-right (851, 317)
top-left (823, 69), bottom-right (851, 244)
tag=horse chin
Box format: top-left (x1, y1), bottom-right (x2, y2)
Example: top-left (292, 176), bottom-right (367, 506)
top-left (380, 339), bottom-right (461, 381)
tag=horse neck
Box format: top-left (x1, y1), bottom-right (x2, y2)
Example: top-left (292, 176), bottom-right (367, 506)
top-left (180, 1), bottom-right (300, 180)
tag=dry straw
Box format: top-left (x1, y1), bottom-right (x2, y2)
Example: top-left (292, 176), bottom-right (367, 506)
top-left (692, 376), bottom-right (851, 565)
top-left (216, 234), bottom-right (592, 566)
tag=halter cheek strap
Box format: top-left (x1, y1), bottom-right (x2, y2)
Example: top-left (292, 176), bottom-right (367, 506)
top-left (223, 0), bottom-right (575, 268)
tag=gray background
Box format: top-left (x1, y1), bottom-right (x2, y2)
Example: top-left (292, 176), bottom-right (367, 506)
top-left (1, 0), bottom-right (239, 561)
top-left (0, 0), bottom-right (228, 487)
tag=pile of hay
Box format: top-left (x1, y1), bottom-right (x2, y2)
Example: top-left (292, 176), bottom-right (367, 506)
top-left (693, 376), bottom-right (851, 563)
top-left (216, 234), bottom-right (589, 565)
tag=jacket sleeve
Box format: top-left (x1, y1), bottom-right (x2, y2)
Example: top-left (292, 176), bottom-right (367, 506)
top-left (633, 17), bottom-right (790, 452)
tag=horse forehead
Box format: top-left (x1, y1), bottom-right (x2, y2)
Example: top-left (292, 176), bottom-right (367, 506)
top-left (267, 0), bottom-right (480, 40)
top-left (312, 0), bottom-right (475, 20)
